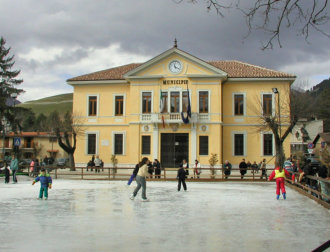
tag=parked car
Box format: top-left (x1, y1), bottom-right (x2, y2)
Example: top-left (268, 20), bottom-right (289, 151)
top-left (18, 159), bottom-right (32, 170)
top-left (303, 153), bottom-right (320, 174)
top-left (56, 158), bottom-right (68, 168)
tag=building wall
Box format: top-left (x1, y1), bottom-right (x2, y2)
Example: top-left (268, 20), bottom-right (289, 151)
top-left (0, 134), bottom-right (69, 161)
top-left (71, 52), bottom-right (292, 168)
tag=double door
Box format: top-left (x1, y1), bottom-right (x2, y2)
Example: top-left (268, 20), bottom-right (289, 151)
top-left (161, 133), bottom-right (189, 168)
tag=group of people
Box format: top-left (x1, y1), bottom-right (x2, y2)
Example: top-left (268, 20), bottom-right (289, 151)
top-left (147, 159), bottom-right (161, 178)
top-left (86, 155), bottom-right (104, 172)
top-left (0, 154), bottom-right (18, 183)
top-left (223, 158), bottom-right (268, 180)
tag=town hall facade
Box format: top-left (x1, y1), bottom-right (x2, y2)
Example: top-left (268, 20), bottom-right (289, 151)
top-left (68, 45), bottom-right (295, 168)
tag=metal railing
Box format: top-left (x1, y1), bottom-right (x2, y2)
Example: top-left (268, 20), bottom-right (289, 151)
top-left (285, 171), bottom-right (330, 209)
top-left (21, 166), bottom-right (275, 181)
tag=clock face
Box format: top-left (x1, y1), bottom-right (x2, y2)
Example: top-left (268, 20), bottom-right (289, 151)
top-left (169, 60), bottom-right (182, 74)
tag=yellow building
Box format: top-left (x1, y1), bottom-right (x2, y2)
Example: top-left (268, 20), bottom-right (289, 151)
top-left (1, 132), bottom-right (69, 161)
top-left (68, 46), bottom-right (295, 169)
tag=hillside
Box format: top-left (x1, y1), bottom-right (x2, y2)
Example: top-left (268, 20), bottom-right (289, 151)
top-left (18, 93), bottom-right (73, 116)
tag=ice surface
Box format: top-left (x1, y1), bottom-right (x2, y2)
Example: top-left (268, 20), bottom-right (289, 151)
top-left (0, 177), bottom-right (329, 252)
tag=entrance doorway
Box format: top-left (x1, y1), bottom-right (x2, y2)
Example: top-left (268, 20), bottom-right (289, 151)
top-left (161, 133), bottom-right (189, 168)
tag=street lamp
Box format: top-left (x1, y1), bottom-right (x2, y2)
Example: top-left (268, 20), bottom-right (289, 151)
top-left (272, 88), bottom-right (281, 167)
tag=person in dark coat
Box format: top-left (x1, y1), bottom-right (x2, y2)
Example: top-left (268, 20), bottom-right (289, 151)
top-left (224, 160), bottom-right (232, 179)
top-left (148, 162), bottom-right (154, 178)
top-left (177, 165), bottom-right (187, 191)
top-left (239, 158), bottom-right (247, 179)
top-left (153, 159), bottom-right (161, 179)
top-left (181, 159), bottom-right (189, 178)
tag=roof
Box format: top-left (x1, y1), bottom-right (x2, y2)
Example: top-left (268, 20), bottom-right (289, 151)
top-left (313, 133), bottom-right (330, 145)
top-left (67, 60), bottom-right (295, 82)
top-left (5, 132), bottom-right (68, 137)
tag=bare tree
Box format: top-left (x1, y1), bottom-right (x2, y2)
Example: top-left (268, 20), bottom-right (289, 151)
top-left (249, 86), bottom-right (300, 167)
top-left (176, 0), bottom-right (329, 49)
top-left (48, 111), bottom-right (84, 171)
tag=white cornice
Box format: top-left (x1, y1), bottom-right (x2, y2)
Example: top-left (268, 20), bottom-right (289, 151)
top-left (227, 77), bottom-right (296, 83)
top-left (67, 80), bottom-right (129, 86)
top-left (125, 75), bottom-right (164, 81)
top-left (187, 74), bottom-right (226, 79)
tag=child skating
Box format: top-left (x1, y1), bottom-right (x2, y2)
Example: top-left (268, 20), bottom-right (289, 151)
top-left (268, 164), bottom-right (294, 200)
top-left (177, 164), bottom-right (187, 191)
top-left (32, 168), bottom-right (52, 200)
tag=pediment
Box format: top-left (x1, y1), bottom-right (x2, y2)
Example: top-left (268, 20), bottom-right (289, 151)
top-left (123, 47), bottom-right (227, 80)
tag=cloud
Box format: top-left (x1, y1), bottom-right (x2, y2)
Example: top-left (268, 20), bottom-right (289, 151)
top-left (1, 0), bottom-right (329, 102)
top-left (17, 44), bottom-right (150, 102)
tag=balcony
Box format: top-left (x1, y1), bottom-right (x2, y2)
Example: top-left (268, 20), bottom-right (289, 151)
top-left (140, 113), bottom-right (210, 124)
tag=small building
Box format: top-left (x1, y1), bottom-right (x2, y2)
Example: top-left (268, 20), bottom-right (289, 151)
top-left (291, 119), bottom-right (324, 154)
top-left (0, 132), bottom-right (69, 161)
top-left (313, 132), bottom-right (330, 166)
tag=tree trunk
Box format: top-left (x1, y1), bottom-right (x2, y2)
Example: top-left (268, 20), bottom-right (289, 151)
top-left (274, 136), bottom-right (285, 168)
top-left (55, 130), bottom-right (76, 171)
top-left (68, 153), bottom-right (75, 171)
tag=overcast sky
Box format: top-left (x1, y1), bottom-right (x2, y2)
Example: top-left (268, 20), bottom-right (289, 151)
top-left (1, 0), bottom-right (329, 102)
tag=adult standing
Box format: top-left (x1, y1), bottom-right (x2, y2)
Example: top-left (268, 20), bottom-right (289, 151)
top-left (239, 158), bottom-right (247, 179)
top-left (283, 157), bottom-right (293, 173)
top-left (29, 159), bottom-right (35, 177)
top-left (260, 159), bottom-right (268, 180)
top-left (251, 161), bottom-right (258, 175)
top-left (194, 160), bottom-right (201, 179)
top-left (153, 159), bottom-right (161, 179)
top-left (224, 160), bottom-right (232, 179)
top-left (177, 164), bottom-right (187, 191)
top-left (182, 159), bottom-right (189, 178)
top-left (318, 165), bottom-right (329, 203)
top-left (94, 155), bottom-right (102, 173)
top-left (10, 154), bottom-right (18, 183)
top-left (130, 157), bottom-right (149, 201)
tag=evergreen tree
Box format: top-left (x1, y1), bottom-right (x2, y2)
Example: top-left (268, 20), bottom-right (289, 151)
top-left (0, 36), bottom-right (24, 132)
top-left (22, 113), bottom-right (36, 131)
top-left (35, 113), bottom-right (48, 131)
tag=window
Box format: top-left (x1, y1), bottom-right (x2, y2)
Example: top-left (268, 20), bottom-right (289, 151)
top-left (199, 91), bottom-right (208, 113)
top-left (170, 92), bottom-right (180, 113)
top-left (49, 137), bottom-right (57, 143)
top-left (263, 134), bottom-right (273, 156)
top-left (4, 137), bottom-right (9, 148)
top-left (142, 136), bottom-right (151, 155)
top-left (114, 134), bottom-right (123, 155)
top-left (142, 92), bottom-right (152, 114)
top-left (263, 94), bottom-right (272, 116)
top-left (199, 136), bottom-right (208, 155)
top-left (182, 91), bottom-right (189, 113)
top-left (24, 137), bottom-right (33, 148)
top-left (234, 94), bottom-right (244, 116)
top-left (87, 134), bottom-right (96, 155)
top-left (234, 134), bottom-right (244, 156)
top-left (88, 96), bottom-right (97, 116)
top-left (115, 96), bottom-right (124, 116)
top-left (160, 92), bottom-right (168, 113)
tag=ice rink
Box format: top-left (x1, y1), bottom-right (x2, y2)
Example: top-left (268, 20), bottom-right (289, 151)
top-left (0, 177), bottom-right (329, 252)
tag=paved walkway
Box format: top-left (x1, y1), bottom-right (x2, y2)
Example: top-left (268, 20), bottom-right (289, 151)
top-left (0, 177), bottom-right (329, 252)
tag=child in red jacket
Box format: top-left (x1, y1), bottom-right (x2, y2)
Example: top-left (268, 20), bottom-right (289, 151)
top-left (268, 166), bottom-right (294, 200)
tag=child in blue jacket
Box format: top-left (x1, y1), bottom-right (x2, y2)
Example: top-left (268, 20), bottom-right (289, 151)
top-left (32, 168), bottom-right (52, 200)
